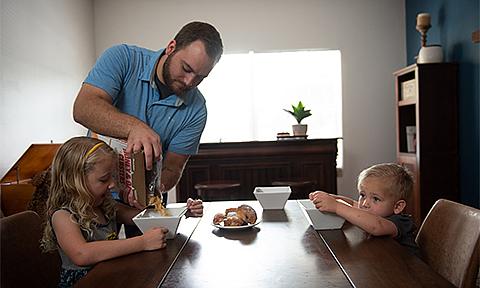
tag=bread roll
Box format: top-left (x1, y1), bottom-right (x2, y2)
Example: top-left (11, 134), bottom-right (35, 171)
top-left (236, 204), bottom-right (257, 224)
top-left (213, 213), bottom-right (225, 225)
top-left (224, 215), bottom-right (245, 226)
top-left (213, 204), bottom-right (258, 226)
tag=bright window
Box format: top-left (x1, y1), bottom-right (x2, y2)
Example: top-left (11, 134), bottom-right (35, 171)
top-left (198, 50), bottom-right (343, 166)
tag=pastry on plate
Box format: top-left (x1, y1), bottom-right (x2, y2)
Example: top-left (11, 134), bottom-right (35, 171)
top-left (212, 204), bottom-right (257, 226)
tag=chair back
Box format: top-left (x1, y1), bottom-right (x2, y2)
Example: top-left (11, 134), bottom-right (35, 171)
top-left (1, 210), bottom-right (61, 288)
top-left (415, 199), bottom-right (480, 288)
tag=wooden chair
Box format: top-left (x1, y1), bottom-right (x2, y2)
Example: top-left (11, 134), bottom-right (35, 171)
top-left (271, 178), bottom-right (315, 199)
top-left (194, 180), bottom-right (241, 201)
top-left (1, 210), bottom-right (61, 288)
top-left (415, 199), bottom-right (480, 288)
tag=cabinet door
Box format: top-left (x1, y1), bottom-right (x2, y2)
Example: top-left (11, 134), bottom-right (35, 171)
top-left (397, 155), bottom-right (420, 226)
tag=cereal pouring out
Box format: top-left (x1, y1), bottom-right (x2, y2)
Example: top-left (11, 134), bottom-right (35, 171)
top-left (148, 195), bottom-right (170, 216)
top-left (213, 204), bottom-right (257, 226)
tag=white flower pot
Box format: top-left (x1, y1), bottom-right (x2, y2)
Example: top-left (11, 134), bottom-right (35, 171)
top-left (292, 124), bottom-right (308, 136)
top-left (418, 45), bottom-right (443, 64)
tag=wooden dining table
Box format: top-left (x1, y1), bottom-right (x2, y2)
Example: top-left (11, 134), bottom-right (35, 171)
top-left (75, 200), bottom-right (454, 288)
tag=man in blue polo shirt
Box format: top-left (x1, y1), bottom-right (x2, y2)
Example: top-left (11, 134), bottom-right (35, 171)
top-left (73, 21), bottom-right (223, 217)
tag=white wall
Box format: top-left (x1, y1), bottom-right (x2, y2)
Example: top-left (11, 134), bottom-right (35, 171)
top-left (0, 0), bottom-right (94, 178)
top-left (93, 0), bottom-right (406, 198)
top-left (0, 0), bottom-right (406, 199)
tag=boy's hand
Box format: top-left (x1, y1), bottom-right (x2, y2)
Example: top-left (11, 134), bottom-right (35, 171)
top-left (310, 191), bottom-right (338, 213)
top-left (186, 198), bottom-right (203, 217)
top-left (142, 227), bottom-right (168, 250)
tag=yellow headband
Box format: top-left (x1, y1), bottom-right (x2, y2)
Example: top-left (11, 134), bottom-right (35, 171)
top-left (85, 142), bottom-right (104, 158)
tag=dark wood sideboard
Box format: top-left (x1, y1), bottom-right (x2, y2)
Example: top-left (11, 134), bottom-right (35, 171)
top-left (177, 138), bottom-right (338, 202)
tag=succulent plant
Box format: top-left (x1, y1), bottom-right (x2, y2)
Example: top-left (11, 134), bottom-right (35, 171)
top-left (283, 101), bottom-right (312, 124)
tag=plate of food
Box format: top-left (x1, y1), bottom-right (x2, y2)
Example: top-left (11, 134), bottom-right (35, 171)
top-left (212, 204), bottom-right (260, 230)
top-left (212, 219), bottom-right (262, 230)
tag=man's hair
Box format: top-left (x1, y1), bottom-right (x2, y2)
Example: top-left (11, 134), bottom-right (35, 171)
top-left (174, 21), bottom-right (223, 63)
top-left (357, 163), bottom-right (414, 201)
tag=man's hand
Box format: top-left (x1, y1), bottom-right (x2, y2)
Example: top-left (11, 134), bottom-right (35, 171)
top-left (126, 122), bottom-right (162, 170)
top-left (73, 83), bottom-right (162, 171)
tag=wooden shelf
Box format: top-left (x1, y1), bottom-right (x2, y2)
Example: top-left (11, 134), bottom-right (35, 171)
top-left (394, 63), bottom-right (459, 226)
top-left (177, 139), bottom-right (338, 202)
top-left (398, 98), bottom-right (416, 106)
top-left (473, 29), bottom-right (479, 43)
top-left (398, 152), bottom-right (417, 158)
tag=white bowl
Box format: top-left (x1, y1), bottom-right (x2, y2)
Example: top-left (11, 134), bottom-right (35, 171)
top-left (253, 186), bottom-right (291, 210)
top-left (297, 199), bottom-right (345, 230)
top-left (132, 206), bottom-right (187, 239)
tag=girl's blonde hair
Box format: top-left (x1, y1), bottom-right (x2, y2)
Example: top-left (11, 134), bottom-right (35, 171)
top-left (357, 163), bottom-right (414, 201)
top-left (41, 136), bottom-right (117, 252)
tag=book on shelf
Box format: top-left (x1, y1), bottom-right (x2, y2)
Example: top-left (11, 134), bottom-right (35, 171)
top-left (277, 135), bottom-right (308, 141)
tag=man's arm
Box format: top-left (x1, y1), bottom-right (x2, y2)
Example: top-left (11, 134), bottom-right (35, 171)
top-left (160, 151), bottom-right (190, 192)
top-left (162, 151), bottom-right (203, 217)
top-left (73, 83), bottom-right (161, 169)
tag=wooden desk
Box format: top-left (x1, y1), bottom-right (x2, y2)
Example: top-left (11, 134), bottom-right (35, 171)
top-left (319, 223), bottom-right (455, 288)
top-left (75, 216), bottom-right (201, 288)
top-left (76, 201), bottom-right (453, 288)
top-left (162, 201), bottom-right (350, 287)
top-left (177, 139), bottom-right (338, 202)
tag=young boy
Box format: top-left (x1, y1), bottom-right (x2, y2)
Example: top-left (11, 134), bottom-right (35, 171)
top-left (309, 163), bottom-right (418, 254)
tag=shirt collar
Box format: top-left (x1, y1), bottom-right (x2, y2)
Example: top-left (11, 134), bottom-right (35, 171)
top-left (139, 48), bottom-right (192, 106)
top-left (139, 48), bottom-right (163, 82)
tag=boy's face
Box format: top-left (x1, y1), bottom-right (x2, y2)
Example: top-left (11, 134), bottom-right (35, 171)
top-left (357, 177), bottom-right (402, 217)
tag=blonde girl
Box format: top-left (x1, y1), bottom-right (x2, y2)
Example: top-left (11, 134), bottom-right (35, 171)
top-left (42, 137), bottom-right (168, 287)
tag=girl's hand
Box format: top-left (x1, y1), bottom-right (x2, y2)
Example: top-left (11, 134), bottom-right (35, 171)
top-left (142, 227), bottom-right (168, 250)
top-left (186, 198), bottom-right (203, 217)
top-left (310, 191), bottom-right (338, 213)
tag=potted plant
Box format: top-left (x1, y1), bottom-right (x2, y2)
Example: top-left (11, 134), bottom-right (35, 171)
top-left (283, 101), bottom-right (312, 136)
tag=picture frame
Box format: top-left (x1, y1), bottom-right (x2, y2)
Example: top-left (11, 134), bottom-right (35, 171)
top-left (401, 79), bottom-right (417, 101)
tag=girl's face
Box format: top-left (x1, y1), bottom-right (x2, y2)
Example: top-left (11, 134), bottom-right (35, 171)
top-left (86, 156), bottom-right (116, 207)
top-left (357, 177), bottom-right (397, 217)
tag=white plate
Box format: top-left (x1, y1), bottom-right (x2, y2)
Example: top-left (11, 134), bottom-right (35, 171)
top-left (212, 219), bottom-right (261, 230)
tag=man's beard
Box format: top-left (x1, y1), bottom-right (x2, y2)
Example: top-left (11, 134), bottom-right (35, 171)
top-left (162, 52), bottom-right (191, 97)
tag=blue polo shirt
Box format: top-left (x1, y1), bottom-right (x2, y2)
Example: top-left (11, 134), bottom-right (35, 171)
top-left (84, 44), bottom-right (207, 155)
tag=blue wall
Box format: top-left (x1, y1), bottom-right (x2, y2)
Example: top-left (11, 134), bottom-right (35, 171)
top-left (406, 0), bottom-right (479, 208)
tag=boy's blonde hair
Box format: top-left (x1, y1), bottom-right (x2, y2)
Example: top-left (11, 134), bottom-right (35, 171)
top-left (357, 163), bottom-right (414, 201)
top-left (42, 137), bottom-right (117, 252)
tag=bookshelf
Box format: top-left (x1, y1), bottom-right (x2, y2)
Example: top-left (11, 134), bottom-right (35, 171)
top-left (393, 63), bottom-right (459, 225)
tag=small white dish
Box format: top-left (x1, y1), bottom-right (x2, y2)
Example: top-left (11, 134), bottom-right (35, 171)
top-left (132, 206), bottom-right (188, 239)
top-left (212, 219), bottom-right (262, 230)
top-left (297, 199), bottom-right (345, 230)
top-left (253, 186), bottom-right (291, 210)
